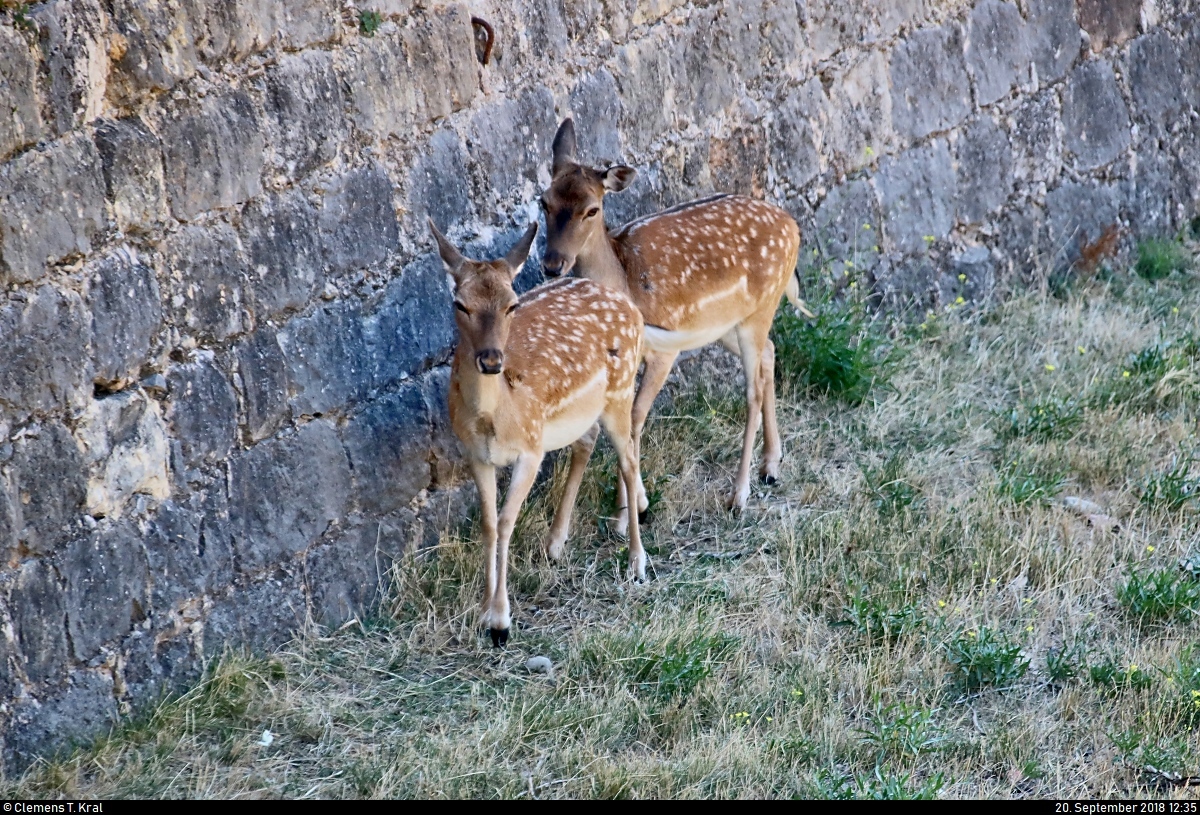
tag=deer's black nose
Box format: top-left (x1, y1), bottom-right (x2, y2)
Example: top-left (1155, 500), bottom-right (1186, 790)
top-left (542, 252), bottom-right (564, 278)
top-left (476, 349), bottom-right (503, 375)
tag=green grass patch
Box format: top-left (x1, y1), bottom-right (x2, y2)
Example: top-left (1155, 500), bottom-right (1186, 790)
top-left (773, 301), bottom-right (899, 406)
top-left (945, 627), bottom-right (1030, 691)
top-left (577, 626), bottom-right (738, 701)
top-left (1117, 567), bottom-right (1200, 623)
top-left (999, 396), bottom-right (1084, 441)
top-left (1135, 238), bottom-right (1193, 281)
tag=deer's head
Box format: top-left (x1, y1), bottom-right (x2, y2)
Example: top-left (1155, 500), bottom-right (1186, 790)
top-left (431, 220), bottom-right (538, 375)
top-left (540, 118), bottom-right (636, 278)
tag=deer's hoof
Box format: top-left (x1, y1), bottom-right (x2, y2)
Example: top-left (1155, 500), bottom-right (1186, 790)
top-left (488, 627), bottom-right (510, 648)
top-left (761, 473), bottom-right (778, 486)
top-left (637, 507), bottom-right (651, 525)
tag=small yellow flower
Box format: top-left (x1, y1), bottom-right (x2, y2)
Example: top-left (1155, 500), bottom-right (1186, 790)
top-left (864, 146), bottom-right (876, 158)
top-left (872, 245), bottom-right (880, 252)
top-left (791, 688), bottom-right (804, 698)
top-left (1045, 364), bottom-right (1056, 372)
top-left (923, 235), bottom-right (936, 244)
top-left (1077, 346), bottom-right (1087, 355)
top-left (1026, 625), bottom-right (1035, 632)
top-left (991, 577), bottom-right (999, 584)
top-left (955, 296), bottom-right (965, 305)
top-left (1022, 598), bottom-right (1033, 605)
top-left (954, 607), bottom-right (962, 613)
top-left (958, 273), bottom-right (967, 282)
top-left (967, 630), bottom-right (977, 638)
top-left (1173, 307), bottom-right (1180, 314)
top-left (919, 322), bottom-right (928, 331)
top-left (1123, 370), bottom-right (1131, 378)
top-left (1147, 545), bottom-right (1156, 553)
top-left (849, 281), bottom-right (857, 289)
top-left (766, 716), bottom-right (773, 722)
top-left (863, 223), bottom-right (873, 230)
top-left (1166, 677), bottom-right (1175, 685)
top-left (937, 599), bottom-right (947, 608)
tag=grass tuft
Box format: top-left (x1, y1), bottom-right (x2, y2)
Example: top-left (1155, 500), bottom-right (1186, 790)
top-left (945, 628), bottom-right (1030, 691)
top-left (1135, 238), bottom-right (1193, 281)
top-left (1117, 567), bottom-right (1200, 623)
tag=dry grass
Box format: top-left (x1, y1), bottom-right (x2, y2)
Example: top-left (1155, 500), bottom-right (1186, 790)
top-left (8, 248), bottom-right (1200, 799)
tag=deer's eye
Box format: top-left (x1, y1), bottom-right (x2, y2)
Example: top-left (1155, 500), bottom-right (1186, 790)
top-left (585, 207), bottom-right (600, 219)
top-left (506, 303), bottom-right (518, 315)
top-left (454, 301), bottom-right (470, 315)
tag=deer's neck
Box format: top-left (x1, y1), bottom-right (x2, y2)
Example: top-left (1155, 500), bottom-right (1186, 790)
top-left (574, 228), bottom-right (629, 294)
top-left (455, 356), bottom-right (504, 420)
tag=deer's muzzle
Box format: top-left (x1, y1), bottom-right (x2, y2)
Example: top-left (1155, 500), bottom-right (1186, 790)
top-left (476, 349), bottom-right (503, 375)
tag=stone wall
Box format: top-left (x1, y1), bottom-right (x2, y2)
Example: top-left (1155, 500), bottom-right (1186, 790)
top-left (0, 0), bottom-right (1197, 768)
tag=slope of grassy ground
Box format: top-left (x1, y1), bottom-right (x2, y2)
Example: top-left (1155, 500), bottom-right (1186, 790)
top-left (8, 241), bottom-right (1200, 799)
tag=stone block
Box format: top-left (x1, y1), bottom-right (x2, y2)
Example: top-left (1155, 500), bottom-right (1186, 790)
top-left (228, 420), bottom-right (351, 574)
top-left (1076, 0), bottom-right (1140, 52)
top-left (1009, 89), bottom-right (1063, 184)
top-left (805, 0), bottom-right (926, 62)
top-left (1061, 60), bottom-right (1131, 171)
top-left (241, 187), bottom-right (324, 319)
top-left (202, 569), bottom-right (308, 654)
top-left (86, 248), bottom-right (163, 388)
top-left (368, 253), bottom-right (456, 389)
top-left (0, 606), bottom-right (13, 702)
top-left (1122, 145), bottom-right (1175, 237)
top-left (615, 38), bottom-right (676, 153)
top-left (0, 285), bottom-right (93, 420)
top-left (771, 83), bottom-right (821, 193)
top-left (106, 0), bottom-right (199, 105)
top-left (822, 51), bottom-right (894, 174)
top-left (278, 300), bottom-right (371, 418)
top-left (1181, 22), bottom-right (1200, 112)
top-left (0, 25), bottom-right (43, 160)
top-left (196, 0), bottom-right (278, 60)
top-left (404, 6), bottom-right (478, 124)
top-left (517, 1), bottom-right (569, 63)
top-left (889, 24), bottom-right (971, 141)
top-left (93, 117), bottom-right (168, 233)
top-left (966, 0), bottom-right (1028, 107)
top-left (408, 129), bottom-right (472, 232)
top-left (996, 204), bottom-right (1047, 281)
top-left (709, 125), bottom-right (769, 197)
top-left (673, 7), bottom-right (738, 124)
top-left (947, 245), bottom-right (996, 303)
top-left (35, 0), bottom-right (108, 135)
top-left (74, 390), bottom-right (170, 520)
top-left (468, 86), bottom-right (557, 197)
top-left (811, 178), bottom-right (883, 274)
top-left (1046, 180), bottom-right (1121, 266)
top-left (875, 140), bottom-right (957, 254)
top-left (1025, 0), bottom-right (1080, 84)
top-left (341, 385), bottom-right (431, 516)
top-left (306, 523), bottom-right (383, 628)
top-left (159, 89), bottom-right (264, 221)
top-left (955, 117), bottom-right (1013, 225)
top-left (263, 50), bottom-right (346, 178)
top-left (11, 423), bottom-right (87, 557)
top-left (570, 69), bottom-right (623, 166)
top-left (319, 162), bottom-right (399, 272)
top-left (118, 628), bottom-right (199, 708)
top-left (723, 0), bottom-right (801, 83)
top-left (234, 326), bottom-right (292, 443)
top-left (9, 559), bottom-right (68, 685)
top-left (1126, 30), bottom-right (1186, 129)
top-left (144, 491), bottom-right (233, 613)
top-left (63, 522), bottom-right (150, 660)
top-left (4, 671), bottom-right (116, 771)
top-left (162, 223), bottom-right (250, 342)
top-left (276, 0), bottom-right (341, 51)
top-left (166, 356), bottom-right (238, 473)
top-left (422, 366), bottom-right (463, 488)
top-left (345, 31), bottom-right (417, 141)
top-left (0, 134), bottom-right (105, 284)
top-left (0, 475), bottom-right (16, 561)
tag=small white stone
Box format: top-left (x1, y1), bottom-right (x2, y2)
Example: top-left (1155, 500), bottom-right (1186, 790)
top-left (525, 655), bottom-right (554, 677)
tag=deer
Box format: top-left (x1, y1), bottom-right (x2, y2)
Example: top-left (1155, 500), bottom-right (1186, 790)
top-left (431, 218), bottom-right (646, 647)
top-left (539, 118), bottom-right (809, 524)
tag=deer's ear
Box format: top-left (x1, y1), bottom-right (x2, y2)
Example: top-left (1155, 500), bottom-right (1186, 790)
top-left (552, 118), bottom-right (578, 176)
top-left (504, 222), bottom-right (539, 278)
top-left (601, 165), bottom-right (636, 193)
top-left (429, 218), bottom-right (467, 289)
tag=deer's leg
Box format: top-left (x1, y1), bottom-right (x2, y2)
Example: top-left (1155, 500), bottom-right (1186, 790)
top-left (469, 459), bottom-right (501, 640)
top-left (601, 400), bottom-right (645, 582)
top-left (617, 349), bottom-right (678, 533)
top-left (728, 319), bottom-right (768, 512)
top-left (485, 451), bottom-right (544, 648)
top-left (759, 336), bottom-right (782, 484)
top-left (544, 423), bottom-right (600, 561)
